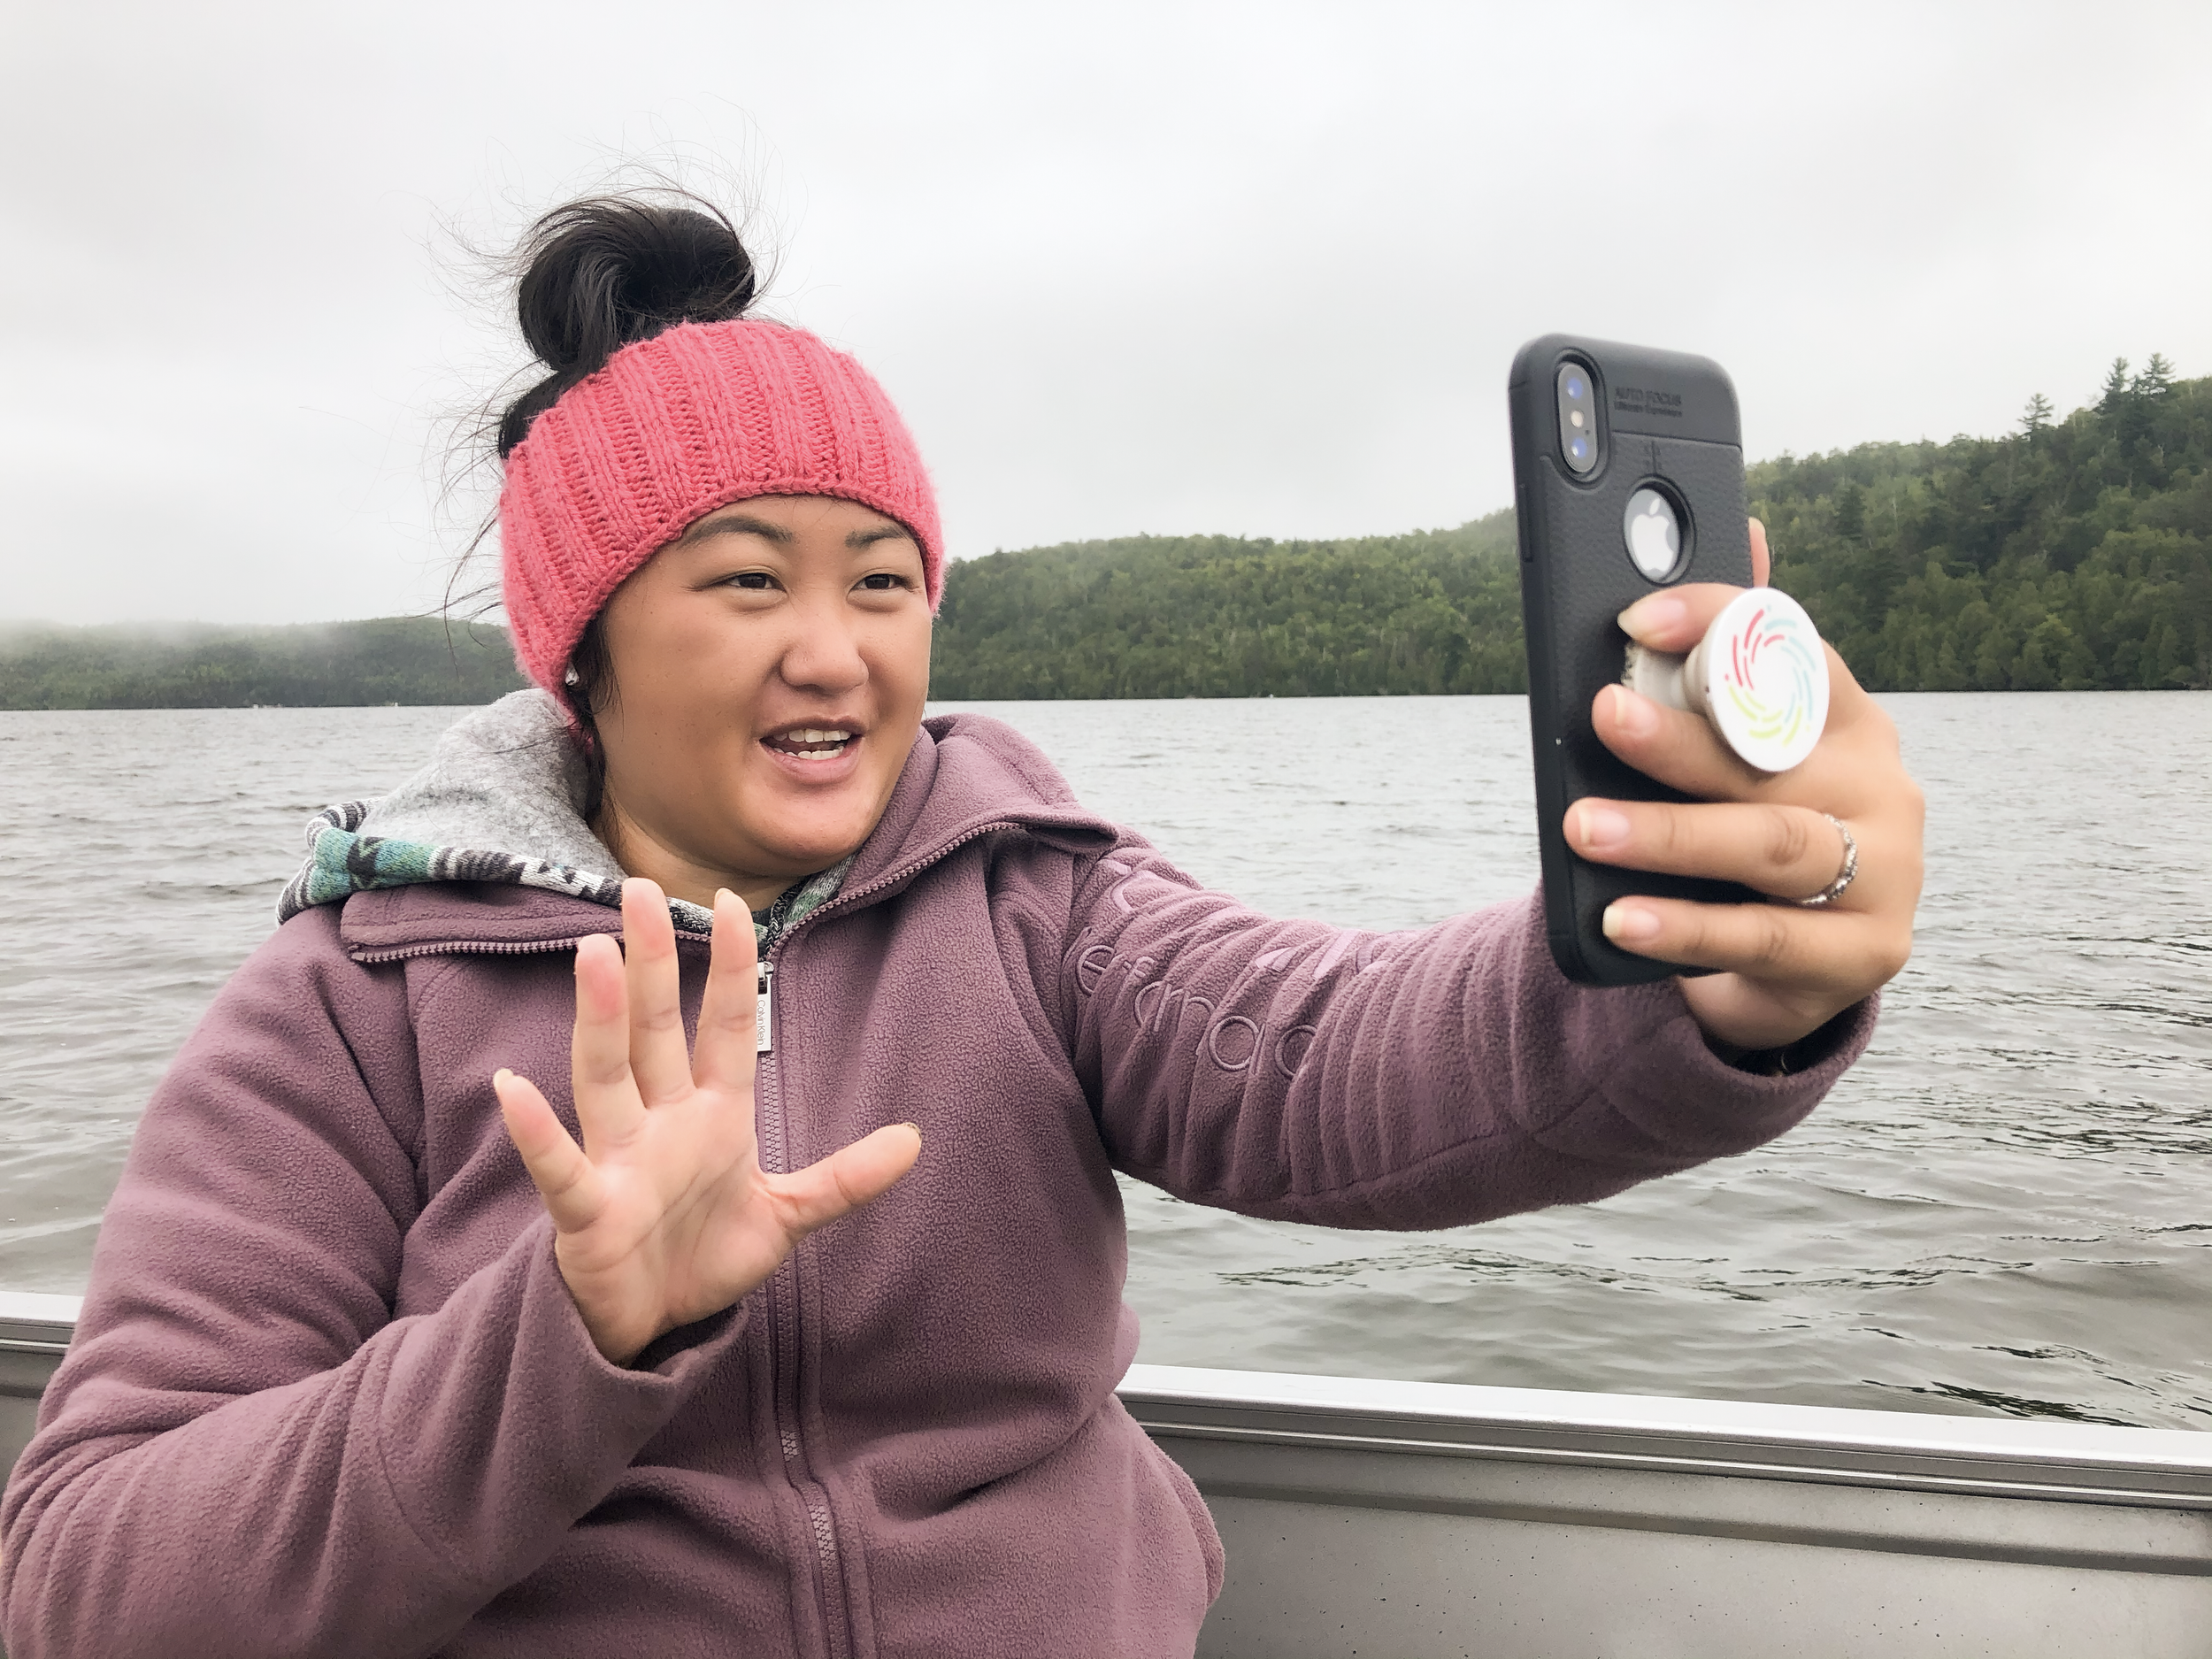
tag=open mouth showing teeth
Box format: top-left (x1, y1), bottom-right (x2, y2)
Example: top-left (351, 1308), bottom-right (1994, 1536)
top-left (764, 727), bottom-right (856, 760)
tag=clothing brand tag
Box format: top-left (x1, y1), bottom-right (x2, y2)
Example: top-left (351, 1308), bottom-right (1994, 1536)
top-left (756, 971), bottom-right (772, 1055)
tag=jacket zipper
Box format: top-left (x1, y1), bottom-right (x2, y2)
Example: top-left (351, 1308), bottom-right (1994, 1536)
top-left (756, 984), bottom-right (852, 1658)
top-left (753, 818), bottom-right (1026, 1659)
top-left (358, 823), bottom-right (1038, 1658)
top-left (360, 922), bottom-right (856, 1651)
top-left (346, 928), bottom-right (711, 965)
top-left (348, 936), bottom-right (596, 964)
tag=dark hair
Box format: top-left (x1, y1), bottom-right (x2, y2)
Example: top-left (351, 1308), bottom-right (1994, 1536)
top-left (496, 195), bottom-right (759, 460)
top-left (488, 194), bottom-right (759, 797)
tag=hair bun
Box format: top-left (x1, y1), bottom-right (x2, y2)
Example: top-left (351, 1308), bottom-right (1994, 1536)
top-left (499, 196), bottom-right (757, 457)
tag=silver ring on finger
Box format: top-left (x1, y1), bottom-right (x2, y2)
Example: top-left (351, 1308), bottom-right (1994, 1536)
top-left (1793, 814), bottom-right (1858, 908)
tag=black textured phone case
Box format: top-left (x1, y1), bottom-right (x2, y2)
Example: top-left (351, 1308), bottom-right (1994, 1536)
top-left (1509, 334), bottom-right (1758, 985)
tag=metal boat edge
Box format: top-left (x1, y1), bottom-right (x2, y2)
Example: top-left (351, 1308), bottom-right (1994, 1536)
top-left (1117, 1360), bottom-right (2212, 1509)
top-left (4, 1294), bottom-right (2208, 1656)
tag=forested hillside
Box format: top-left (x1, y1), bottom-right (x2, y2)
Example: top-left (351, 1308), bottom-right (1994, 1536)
top-left (1752, 358), bottom-right (2208, 690)
top-left (0, 617), bottom-right (525, 710)
top-left (931, 511), bottom-right (1525, 698)
top-left (933, 361), bottom-right (2210, 698)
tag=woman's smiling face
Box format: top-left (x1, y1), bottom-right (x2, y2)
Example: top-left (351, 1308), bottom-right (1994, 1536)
top-left (586, 495), bottom-right (933, 910)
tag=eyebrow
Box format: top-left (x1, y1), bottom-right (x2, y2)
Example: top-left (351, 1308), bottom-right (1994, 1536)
top-left (845, 525), bottom-right (915, 549)
top-left (680, 513), bottom-right (914, 551)
top-left (682, 512), bottom-right (794, 546)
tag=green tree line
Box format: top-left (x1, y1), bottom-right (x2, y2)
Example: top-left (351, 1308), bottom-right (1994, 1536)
top-left (931, 512), bottom-right (1526, 698)
top-left (6, 362), bottom-right (2202, 708)
top-left (1752, 357), bottom-right (2208, 691)
top-left (0, 618), bottom-right (526, 710)
top-left (932, 360), bottom-right (2208, 698)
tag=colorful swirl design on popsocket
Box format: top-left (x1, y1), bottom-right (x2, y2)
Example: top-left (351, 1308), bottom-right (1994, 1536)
top-left (1717, 598), bottom-right (1823, 752)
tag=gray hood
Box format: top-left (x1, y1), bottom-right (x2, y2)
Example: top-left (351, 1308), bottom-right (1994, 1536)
top-left (356, 691), bottom-right (618, 878)
top-left (277, 691), bottom-right (645, 925)
top-left (278, 691), bottom-right (847, 940)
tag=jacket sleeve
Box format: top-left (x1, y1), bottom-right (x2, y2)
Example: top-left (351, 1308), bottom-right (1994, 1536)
top-left (0, 910), bottom-right (745, 1659)
top-left (1056, 840), bottom-right (1874, 1227)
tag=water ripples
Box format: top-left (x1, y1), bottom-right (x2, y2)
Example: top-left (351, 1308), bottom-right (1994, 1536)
top-left (0, 694), bottom-right (2206, 1428)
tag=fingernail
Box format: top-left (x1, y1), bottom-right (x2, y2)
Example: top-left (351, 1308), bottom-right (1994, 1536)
top-left (899, 1121), bottom-right (921, 1134)
top-left (1603, 902), bottom-right (1662, 944)
top-left (1606, 684), bottom-right (1659, 738)
top-left (1617, 595), bottom-right (1687, 637)
top-left (1575, 803), bottom-right (1632, 850)
top-left (493, 1067), bottom-right (511, 1087)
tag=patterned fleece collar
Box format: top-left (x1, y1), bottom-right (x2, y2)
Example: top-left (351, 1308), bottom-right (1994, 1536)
top-left (279, 690), bottom-right (849, 951)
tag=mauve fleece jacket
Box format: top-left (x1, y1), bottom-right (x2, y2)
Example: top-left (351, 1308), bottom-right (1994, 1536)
top-left (1, 711), bottom-right (1871, 1659)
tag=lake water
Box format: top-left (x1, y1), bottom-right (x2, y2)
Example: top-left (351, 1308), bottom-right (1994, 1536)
top-left (0, 695), bottom-right (2205, 1427)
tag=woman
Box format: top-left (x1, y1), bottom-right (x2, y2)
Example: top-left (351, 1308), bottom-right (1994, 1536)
top-left (1, 197), bottom-right (1920, 1659)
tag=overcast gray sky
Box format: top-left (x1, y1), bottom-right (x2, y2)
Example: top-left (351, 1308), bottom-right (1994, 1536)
top-left (5, 0), bottom-right (2209, 626)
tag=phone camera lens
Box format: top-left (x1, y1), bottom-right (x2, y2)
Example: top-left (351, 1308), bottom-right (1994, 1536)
top-left (1555, 361), bottom-right (1599, 475)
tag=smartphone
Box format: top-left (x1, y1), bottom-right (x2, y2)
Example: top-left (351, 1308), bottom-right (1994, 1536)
top-left (1509, 334), bottom-right (1758, 986)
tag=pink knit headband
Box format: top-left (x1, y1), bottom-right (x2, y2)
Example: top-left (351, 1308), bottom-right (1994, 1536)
top-left (498, 319), bottom-right (942, 699)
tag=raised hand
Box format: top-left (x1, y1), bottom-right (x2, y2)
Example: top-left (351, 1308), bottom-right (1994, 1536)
top-left (493, 878), bottom-right (921, 1365)
top-left (1567, 520), bottom-right (1925, 1051)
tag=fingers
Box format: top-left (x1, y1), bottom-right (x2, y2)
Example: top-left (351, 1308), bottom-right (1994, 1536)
top-left (693, 888), bottom-right (762, 1096)
top-left (1594, 647), bottom-right (1891, 809)
top-left (1592, 681), bottom-right (1779, 801)
top-left (1600, 892), bottom-right (1893, 994)
top-left (1615, 582), bottom-right (1747, 654)
top-left (495, 1068), bottom-right (604, 1233)
top-left (569, 931), bottom-right (649, 1152)
top-left (766, 1123), bottom-right (923, 1239)
top-left (1570, 798), bottom-right (1853, 903)
top-left (621, 879), bottom-right (693, 1106)
top-left (1750, 518), bottom-right (1770, 587)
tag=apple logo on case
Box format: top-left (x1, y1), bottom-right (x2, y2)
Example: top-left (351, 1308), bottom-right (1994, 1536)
top-left (1623, 487), bottom-right (1685, 582)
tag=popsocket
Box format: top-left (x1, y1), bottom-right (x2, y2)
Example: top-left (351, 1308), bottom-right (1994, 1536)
top-left (1622, 588), bottom-right (1830, 773)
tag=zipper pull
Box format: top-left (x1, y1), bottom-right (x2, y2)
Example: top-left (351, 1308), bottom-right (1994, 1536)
top-left (756, 962), bottom-right (773, 1055)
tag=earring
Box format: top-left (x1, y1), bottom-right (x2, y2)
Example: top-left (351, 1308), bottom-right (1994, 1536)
top-left (563, 664), bottom-right (580, 687)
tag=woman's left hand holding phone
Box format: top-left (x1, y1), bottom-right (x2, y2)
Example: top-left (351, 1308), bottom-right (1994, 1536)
top-left (494, 879), bottom-right (923, 1365)
top-left (1567, 520), bottom-right (1926, 1054)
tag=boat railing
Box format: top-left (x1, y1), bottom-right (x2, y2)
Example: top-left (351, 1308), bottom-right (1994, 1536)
top-left (4, 1294), bottom-right (2208, 1655)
